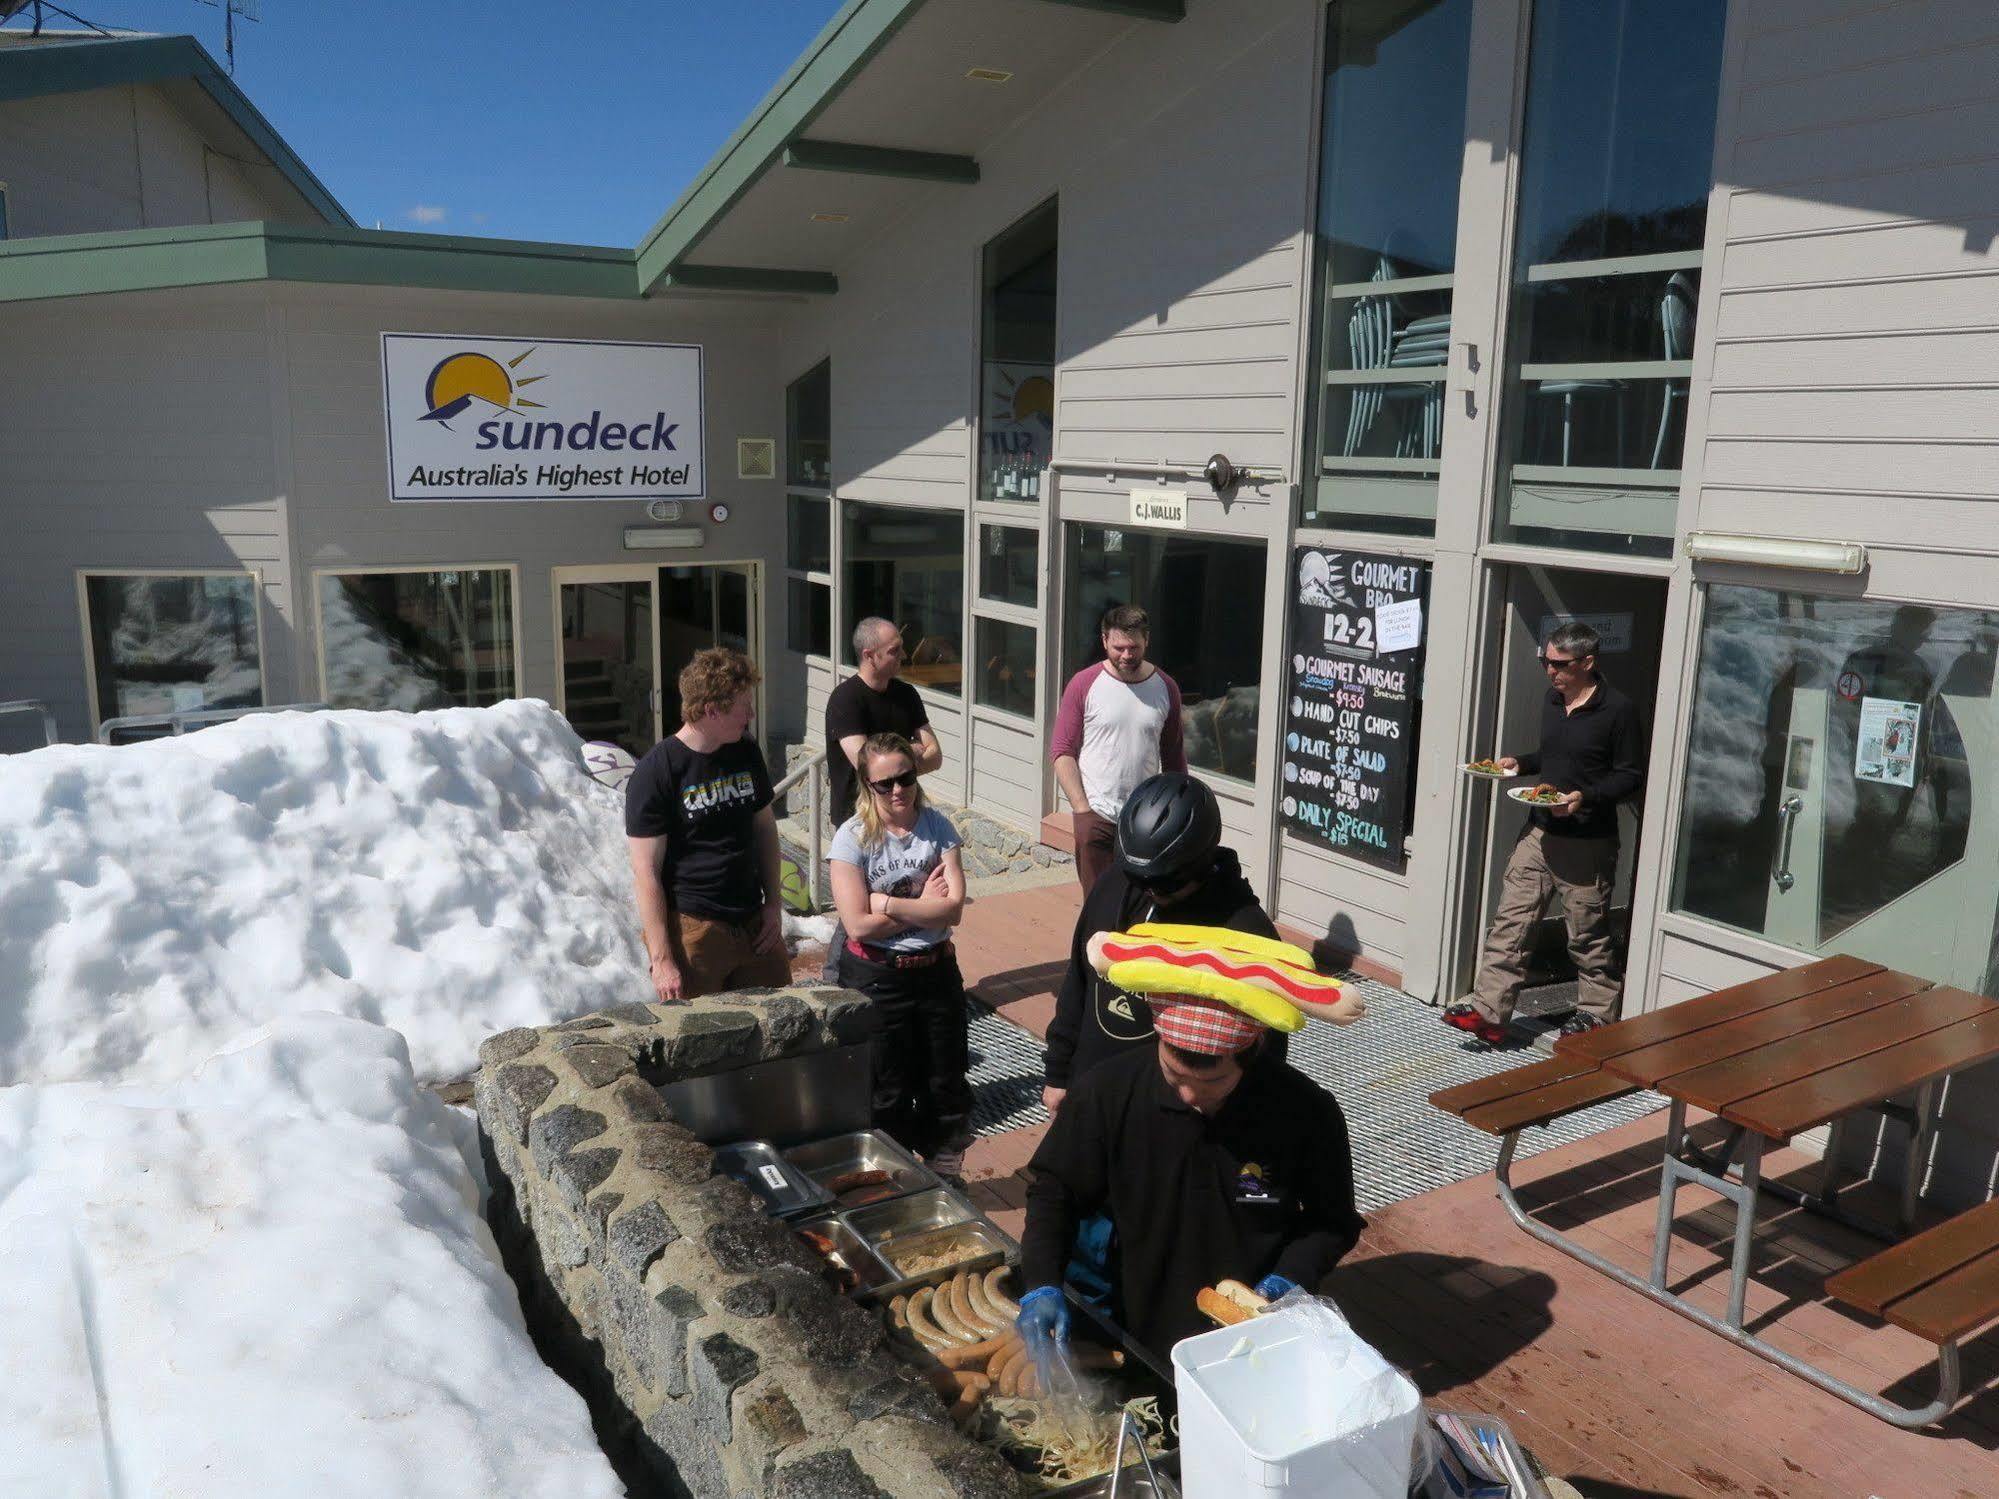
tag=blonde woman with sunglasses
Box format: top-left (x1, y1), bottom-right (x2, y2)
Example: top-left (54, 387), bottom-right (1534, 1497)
top-left (828, 732), bottom-right (972, 1183)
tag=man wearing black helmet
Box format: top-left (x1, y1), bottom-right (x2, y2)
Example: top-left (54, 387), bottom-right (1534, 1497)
top-left (1042, 771), bottom-right (1284, 1115)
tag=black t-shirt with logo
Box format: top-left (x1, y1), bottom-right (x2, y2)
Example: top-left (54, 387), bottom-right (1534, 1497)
top-left (624, 735), bottom-right (774, 920)
top-left (824, 673), bottom-right (931, 822)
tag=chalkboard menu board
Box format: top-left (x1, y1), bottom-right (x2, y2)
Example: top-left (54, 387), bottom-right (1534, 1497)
top-left (1279, 547), bottom-right (1430, 871)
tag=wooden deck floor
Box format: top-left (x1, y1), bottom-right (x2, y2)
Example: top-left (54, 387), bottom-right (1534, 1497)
top-left (943, 882), bottom-right (1999, 1498)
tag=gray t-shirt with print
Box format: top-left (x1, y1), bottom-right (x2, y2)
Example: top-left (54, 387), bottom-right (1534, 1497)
top-left (829, 805), bottom-right (963, 952)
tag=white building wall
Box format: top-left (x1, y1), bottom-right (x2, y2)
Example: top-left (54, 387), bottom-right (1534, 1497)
top-left (1642, 0), bottom-right (1999, 1206)
top-left (0, 83), bottom-right (302, 238)
top-left (777, 0), bottom-right (1323, 881)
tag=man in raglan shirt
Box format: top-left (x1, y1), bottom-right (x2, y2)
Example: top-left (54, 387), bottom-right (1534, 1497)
top-left (626, 647), bottom-right (791, 1001)
top-left (1050, 604), bottom-right (1187, 891)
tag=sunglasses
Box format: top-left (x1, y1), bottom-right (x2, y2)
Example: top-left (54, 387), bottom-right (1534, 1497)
top-left (1537, 653), bottom-right (1586, 671)
top-left (868, 770), bottom-right (918, 794)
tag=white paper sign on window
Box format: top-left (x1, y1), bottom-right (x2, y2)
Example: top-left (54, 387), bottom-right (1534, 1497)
top-left (1374, 598), bottom-right (1423, 656)
top-left (382, 333), bottom-right (705, 502)
top-left (1854, 696), bottom-right (1921, 788)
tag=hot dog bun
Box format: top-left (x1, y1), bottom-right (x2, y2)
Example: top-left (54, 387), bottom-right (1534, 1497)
top-left (1198, 1280), bottom-right (1269, 1327)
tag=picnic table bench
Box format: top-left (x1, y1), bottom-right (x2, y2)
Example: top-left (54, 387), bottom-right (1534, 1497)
top-left (1430, 954), bottom-right (1999, 1427)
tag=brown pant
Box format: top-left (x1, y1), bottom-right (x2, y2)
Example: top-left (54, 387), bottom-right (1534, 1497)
top-left (1471, 827), bottom-right (1622, 1025)
top-left (1073, 809), bottom-right (1118, 892)
top-left (670, 910), bottom-right (791, 999)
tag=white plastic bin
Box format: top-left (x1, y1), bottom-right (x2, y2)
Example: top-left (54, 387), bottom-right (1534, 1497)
top-left (1171, 1304), bottom-right (1423, 1498)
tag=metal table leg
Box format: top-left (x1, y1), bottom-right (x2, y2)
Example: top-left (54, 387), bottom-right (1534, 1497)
top-left (1491, 1128), bottom-right (1961, 1428)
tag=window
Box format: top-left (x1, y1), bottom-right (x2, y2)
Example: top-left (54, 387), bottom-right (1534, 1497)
top-left (0, 183), bottom-right (10, 241)
top-left (317, 568), bottom-right (517, 710)
top-left (978, 525), bottom-right (1037, 609)
top-left (979, 201), bottom-right (1057, 505)
top-left (976, 617), bottom-right (1037, 719)
top-left (1672, 586), bottom-right (1999, 997)
top-left (81, 572), bottom-right (263, 728)
top-left (1495, 0), bottom-right (1726, 556)
top-left (786, 359), bottom-right (831, 488)
top-left (1061, 527), bottom-right (1266, 781)
top-left (843, 503), bottom-right (964, 696)
top-left (786, 494), bottom-right (832, 657)
top-left (1302, 0), bottom-right (1474, 535)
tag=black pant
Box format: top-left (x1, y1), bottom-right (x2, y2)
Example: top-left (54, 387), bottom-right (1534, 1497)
top-left (836, 947), bottom-right (973, 1158)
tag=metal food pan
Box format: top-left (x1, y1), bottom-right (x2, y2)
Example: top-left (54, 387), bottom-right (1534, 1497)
top-left (711, 1139), bottom-right (834, 1220)
top-left (782, 1129), bottom-right (940, 1207)
top-left (790, 1212), bottom-right (897, 1292)
top-left (865, 1221), bottom-right (1015, 1298)
top-left (842, 1185), bottom-right (978, 1250)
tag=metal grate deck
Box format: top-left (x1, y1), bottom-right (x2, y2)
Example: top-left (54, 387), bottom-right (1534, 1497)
top-left (965, 976), bottom-right (1663, 1213)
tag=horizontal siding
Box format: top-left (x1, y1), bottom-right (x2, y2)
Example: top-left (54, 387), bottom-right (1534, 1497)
top-left (1696, 1), bottom-right (1999, 557)
top-left (1654, 929), bottom-right (1780, 996)
top-left (1276, 836), bottom-right (1408, 972)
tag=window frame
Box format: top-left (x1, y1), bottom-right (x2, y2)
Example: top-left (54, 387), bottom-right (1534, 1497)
top-left (75, 566), bottom-right (268, 737)
top-left (785, 357), bottom-right (832, 490)
top-left (0, 181), bottom-right (10, 241)
top-left (311, 562), bottom-right (524, 710)
top-left (840, 498), bottom-right (967, 704)
top-left (784, 492), bottom-right (835, 664)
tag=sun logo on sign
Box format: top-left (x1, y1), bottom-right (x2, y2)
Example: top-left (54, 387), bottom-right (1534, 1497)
top-left (418, 346), bottom-right (549, 428)
top-left (988, 370), bottom-right (1053, 434)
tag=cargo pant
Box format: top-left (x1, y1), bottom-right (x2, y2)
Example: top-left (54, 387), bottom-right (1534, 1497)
top-left (1471, 826), bottom-right (1622, 1025)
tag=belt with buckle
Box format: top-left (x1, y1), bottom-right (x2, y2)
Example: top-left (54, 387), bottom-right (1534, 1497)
top-left (846, 938), bottom-right (953, 970)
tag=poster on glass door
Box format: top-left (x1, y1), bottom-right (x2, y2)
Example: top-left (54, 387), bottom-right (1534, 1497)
top-left (1279, 547), bottom-right (1429, 871)
top-left (1854, 696), bottom-right (1921, 788)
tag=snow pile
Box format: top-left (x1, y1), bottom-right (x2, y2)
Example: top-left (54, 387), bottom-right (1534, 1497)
top-left (0, 700), bottom-right (649, 1087)
top-left (0, 1013), bottom-right (624, 1499)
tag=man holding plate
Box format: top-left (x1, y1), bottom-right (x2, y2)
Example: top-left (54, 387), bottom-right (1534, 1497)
top-left (1445, 620), bottom-right (1645, 1045)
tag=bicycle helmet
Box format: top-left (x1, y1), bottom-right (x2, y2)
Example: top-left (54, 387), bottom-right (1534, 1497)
top-left (1116, 772), bottom-right (1221, 887)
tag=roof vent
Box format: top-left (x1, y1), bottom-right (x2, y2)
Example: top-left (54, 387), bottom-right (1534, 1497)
top-left (965, 67), bottom-right (1013, 84)
top-left (737, 438), bottom-right (776, 480)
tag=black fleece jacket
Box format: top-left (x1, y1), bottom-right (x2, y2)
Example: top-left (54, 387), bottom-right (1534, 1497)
top-left (1042, 848), bottom-right (1281, 1090)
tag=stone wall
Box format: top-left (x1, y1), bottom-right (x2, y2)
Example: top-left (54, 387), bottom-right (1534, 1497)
top-left (474, 990), bottom-right (1021, 1499)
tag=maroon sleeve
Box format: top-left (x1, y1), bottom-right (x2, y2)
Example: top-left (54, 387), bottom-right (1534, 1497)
top-left (1049, 664), bottom-right (1099, 763)
top-left (1159, 672), bottom-right (1187, 772)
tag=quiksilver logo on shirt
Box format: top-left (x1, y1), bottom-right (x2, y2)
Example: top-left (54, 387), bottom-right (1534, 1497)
top-left (681, 770), bottom-right (758, 815)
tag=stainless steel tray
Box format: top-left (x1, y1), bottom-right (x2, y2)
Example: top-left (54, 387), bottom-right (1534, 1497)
top-left (711, 1139), bottom-right (834, 1220)
top-left (842, 1185), bottom-right (977, 1247)
top-left (782, 1129), bottom-right (940, 1208)
top-left (790, 1212), bottom-right (896, 1292)
top-left (869, 1220), bottom-right (1013, 1290)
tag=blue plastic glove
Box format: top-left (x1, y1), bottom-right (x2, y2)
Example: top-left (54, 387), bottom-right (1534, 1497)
top-left (1017, 1285), bottom-right (1070, 1356)
top-left (1254, 1274), bottom-right (1298, 1303)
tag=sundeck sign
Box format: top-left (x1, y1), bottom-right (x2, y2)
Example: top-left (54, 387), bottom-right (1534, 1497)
top-left (381, 333), bottom-right (705, 502)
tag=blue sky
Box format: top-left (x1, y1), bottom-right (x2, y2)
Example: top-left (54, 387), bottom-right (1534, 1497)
top-left (8, 1), bottom-right (845, 245)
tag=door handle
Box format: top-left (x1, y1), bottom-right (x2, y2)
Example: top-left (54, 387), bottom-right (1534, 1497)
top-left (1772, 794), bottom-right (1804, 892)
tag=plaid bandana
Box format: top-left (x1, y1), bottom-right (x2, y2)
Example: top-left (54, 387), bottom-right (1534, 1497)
top-left (1148, 995), bottom-right (1264, 1055)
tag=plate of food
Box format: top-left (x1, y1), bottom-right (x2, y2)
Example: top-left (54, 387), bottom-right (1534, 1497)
top-left (1462, 758), bottom-right (1517, 778)
top-left (1507, 783), bottom-right (1570, 807)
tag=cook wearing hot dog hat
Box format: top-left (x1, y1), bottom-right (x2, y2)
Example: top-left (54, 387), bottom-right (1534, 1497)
top-left (1016, 926), bottom-right (1366, 1362)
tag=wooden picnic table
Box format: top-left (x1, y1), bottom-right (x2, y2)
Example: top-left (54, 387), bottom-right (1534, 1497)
top-left (1431, 954), bottom-right (1999, 1427)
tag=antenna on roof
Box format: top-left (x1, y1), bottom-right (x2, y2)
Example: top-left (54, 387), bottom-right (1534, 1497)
top-left (194, 0), bottom-right (259, 75)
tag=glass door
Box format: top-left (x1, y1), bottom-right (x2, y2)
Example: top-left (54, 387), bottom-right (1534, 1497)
top-left (656, 562), bottom-right (760, 732)
top-left (554, 565), bottom-right (660, 756)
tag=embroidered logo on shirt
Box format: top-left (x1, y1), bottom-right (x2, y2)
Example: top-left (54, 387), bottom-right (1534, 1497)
top-left (680, 769), bottom-right (759, 816)
top-left (1234, 1162), bottom-right (1273, 1201)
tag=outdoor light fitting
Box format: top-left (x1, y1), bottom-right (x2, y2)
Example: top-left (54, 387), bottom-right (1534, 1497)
top-left (965, 67), bottom-right (1013, 83)
top-left (1685, 532), bottom-right (1866, 575)
top-left (622, 526), bottom-right (704, 551)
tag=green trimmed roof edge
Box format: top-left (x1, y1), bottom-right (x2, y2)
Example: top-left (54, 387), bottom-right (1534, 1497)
top-left (633, 0), bottom-right (929, 292)
top-left (0, 222), bottom-right (646, 304)
top-left (0, 34), bottom-right (354, 228)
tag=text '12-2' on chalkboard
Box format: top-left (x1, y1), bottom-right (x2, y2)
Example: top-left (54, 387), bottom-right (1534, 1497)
top-left (1280, 547), bottom-right (1430, 872)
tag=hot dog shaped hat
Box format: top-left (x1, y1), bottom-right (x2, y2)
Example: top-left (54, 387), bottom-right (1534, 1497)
top-left (1082, 922), bottom-right (1366, 1033)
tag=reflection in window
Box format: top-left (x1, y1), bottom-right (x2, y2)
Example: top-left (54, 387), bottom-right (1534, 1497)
top-left (319, 569), bottom-right (516, 710)
top-left (1062, 527), bottom-right (1265, 781)
top-left (980, 201), bottom-right (1056, 504)
top-left (976, 617), bottom-right (1037, 719)
top-left (1673, 587), bottom-right (1999, 996)
top-left (787, 577), bottom-right (831, 658)
top-left (844, 503), bottom-right (964, 696)
top-left (979, 525), bottom-right (1038, 608)
top-left (1302, 0), bottom-right (1473, 536)
top-left (1498, 0), bottom-right (1725, 557)
top-left (786, 494), bottom-right (833, 659)
top-left (84, 573), bottom-right (262, 726)
top-left (786, 359), bottom-right (831, 488)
